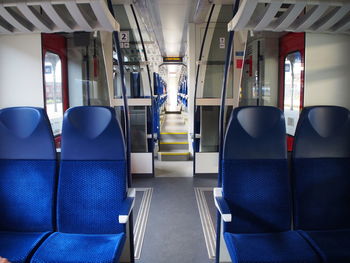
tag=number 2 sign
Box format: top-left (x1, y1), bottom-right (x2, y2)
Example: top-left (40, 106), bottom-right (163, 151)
top-left (120, 31), bottom-right (129, 43)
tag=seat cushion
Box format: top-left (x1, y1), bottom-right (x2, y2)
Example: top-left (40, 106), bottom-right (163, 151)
top-left (0, 231), bottom-right (51, 263)
top-left (299, 229), bottom-right (350, 263)
top-left (31, 232), bottom-right (126, 263)
top-left (224, 231), bottom-right (322, 263)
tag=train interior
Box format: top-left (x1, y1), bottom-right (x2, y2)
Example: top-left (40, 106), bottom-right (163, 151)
top-left (0, 0), bottom-right (349, 263)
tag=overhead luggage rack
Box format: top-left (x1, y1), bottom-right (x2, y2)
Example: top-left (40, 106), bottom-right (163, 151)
top-left (0, 0), bottom-right (119, 34)
top-left (228, 0), bottom-right (350, 34)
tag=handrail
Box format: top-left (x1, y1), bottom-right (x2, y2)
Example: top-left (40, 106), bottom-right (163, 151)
top-left (107, 2), bottom-right (134, 262)
top-left (216, 2), bottom-right (241, 262)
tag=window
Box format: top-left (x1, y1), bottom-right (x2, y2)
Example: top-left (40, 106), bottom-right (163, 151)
top-left (44, 52), bottom-right (63, 136)
top-left (284, 51), bottom-right (303, 136)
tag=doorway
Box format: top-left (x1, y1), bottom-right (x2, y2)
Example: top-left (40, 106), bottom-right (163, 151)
top-left (279, 33), bottom-right (305, 151)
top-left (42, 34), bottom-right (69, 147)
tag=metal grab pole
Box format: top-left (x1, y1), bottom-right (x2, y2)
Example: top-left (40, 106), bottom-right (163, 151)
top-left (215, 30), bottom-right (235, 263)
top-left (107, 2), bottom-right (134, 262)
top-left (216, 1), bottom-right (240, 262)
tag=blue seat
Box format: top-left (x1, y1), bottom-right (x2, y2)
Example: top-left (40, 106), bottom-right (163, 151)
top-left (0, 107), bottom-right (56, 263)
top-left (293, 106), bottom-right (350, 263)
top-left (31, 106), bottom-right (134, 263)
top-left (214, 106), bottom-right (321, 263)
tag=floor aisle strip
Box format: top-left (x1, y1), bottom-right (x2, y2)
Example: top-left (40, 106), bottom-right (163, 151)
top-left (134, 188), bottom-right (153, 259)
top-left (194, 187), bottom-right (216, 259)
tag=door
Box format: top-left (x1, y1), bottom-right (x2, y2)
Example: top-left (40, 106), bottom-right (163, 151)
top-left (279, 33), bottom-right (305, 151)
top-left (42, 34), bottom-right (68, 147)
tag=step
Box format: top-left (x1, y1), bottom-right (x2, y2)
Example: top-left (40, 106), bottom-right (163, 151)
top-left (160, 132), bottom-right (188, 141)
top-left (165, 111), bottom-right (181, 114)
top-left (158, 151), bottom-right (190, 161)
top-left (159, 141), bottom-right (189, 151)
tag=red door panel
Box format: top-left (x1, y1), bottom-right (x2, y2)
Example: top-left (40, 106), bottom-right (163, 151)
top-left (42, 34), bottom-right (69, 148)
top-left (279, 33), bottom-right (305, 151)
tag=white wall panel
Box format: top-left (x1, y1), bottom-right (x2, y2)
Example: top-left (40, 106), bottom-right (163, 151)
top-left (0, 34), bottom-right (43, 108)
top-left (195, 152), bottom-right (219, 174)
top-left (131, 153), bottom-right (153, 174)
top-left (304, 33), bottom-right (350, 110)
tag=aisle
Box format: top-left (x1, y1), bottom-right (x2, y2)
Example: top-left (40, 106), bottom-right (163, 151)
top-left (133, 176), bottom-right (217, 263)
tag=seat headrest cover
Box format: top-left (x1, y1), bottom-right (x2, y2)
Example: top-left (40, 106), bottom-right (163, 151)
top-left (224, 106), bottom-right (287, 159)
top-left (0, 107), bottom-right (56, 160)
top-left (61, 106), bottom-right (125, 160)
top-left (293, 106), bottom-right (350, 158)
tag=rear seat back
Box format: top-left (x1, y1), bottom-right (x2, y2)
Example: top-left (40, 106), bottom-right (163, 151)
top-left (222, 106), bottom-right (290, 233)
top-left (0, 107), bottom-right (56, 232)
top-left (293, 106), bottom-right (350, 230)
top-left (58, 106), bottom-right (127, 234)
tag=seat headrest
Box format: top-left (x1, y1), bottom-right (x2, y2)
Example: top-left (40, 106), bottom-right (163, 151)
top-left (223, 106), bottom-right (287, 160)
top-left (293, 106), bottom-right (350, 158)
top-left (61, 106), bottom-right (125, 161)
top-left (0, 107), bottom-right (56, 160)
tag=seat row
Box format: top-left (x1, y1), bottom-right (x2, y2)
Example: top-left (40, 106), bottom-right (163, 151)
top-left (0, 106), bottom-right (134, 263)
top-left (215, 106), bottom-right (350, 263)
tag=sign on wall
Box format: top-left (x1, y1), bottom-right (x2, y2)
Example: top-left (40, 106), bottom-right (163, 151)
top-left (219, 37), bottom-right (225, 49)
top-left (120, 31), bottom-right (130, 48)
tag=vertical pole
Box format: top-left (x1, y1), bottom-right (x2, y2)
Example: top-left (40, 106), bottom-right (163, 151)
top-left (107, 2), bottom-right (134, 262)
top-left (257, 40), bottom-right (261, 106)
top-left (85, 46), bottom-right (91, 106)
top-left (216, 2), bottom-right (241, 262)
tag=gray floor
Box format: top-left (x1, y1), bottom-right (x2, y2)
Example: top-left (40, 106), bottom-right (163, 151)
top-left (133, 176), bottom-right (217, 263)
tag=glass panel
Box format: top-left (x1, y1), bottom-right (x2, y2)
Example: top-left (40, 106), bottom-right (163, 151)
top-left (284, 51), bottom-right (302, 136)
top-left (130, 106), bottom-right (147, 152)
top-left (197, 6), bottom-right (234, 99)
top-left (44, 52), bottom-right (63, 136)
top-left (240, 36), bottom-right (279, 107)
top-left (67, 32), bottom-right (110, 107)
top-left (195, 5), bottom-right (234, 153)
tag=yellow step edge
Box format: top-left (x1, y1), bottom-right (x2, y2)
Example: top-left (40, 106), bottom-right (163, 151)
top-left (160, 152), bottom-right (190, 156)
top-left (159, 142), bottom-right (189, 145)
top-left (160, 132), bottom-right (188, 135)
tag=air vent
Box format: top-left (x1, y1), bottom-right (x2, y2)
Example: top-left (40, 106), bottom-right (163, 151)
top-left (228, 0), bottom-right (350, 35)
top-left (0, 0), bottom-right (119, 35)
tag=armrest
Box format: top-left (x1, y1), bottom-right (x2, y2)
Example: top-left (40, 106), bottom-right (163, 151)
top-left (118, 188), bottom-right (136, 224)
top-left (213, 187), bottom-right (232, 222)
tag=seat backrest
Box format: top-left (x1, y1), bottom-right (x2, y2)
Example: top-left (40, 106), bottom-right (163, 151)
top-left (0, 107), bottom-right (56, 232)
top-left (58, 106), bottom-right (127, 234)
top-left (222, 106), bottom-right (289, 234)
top-left (293, 106), bottom-right (350, 230)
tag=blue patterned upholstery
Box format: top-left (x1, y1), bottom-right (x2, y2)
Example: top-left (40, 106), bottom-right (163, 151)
top-left (0, 107), bottom-right (56, 263)
top-left (222, 107), bottom-right (289, 234)
top-left (293, 106), bottom-right (350, 262)
top-left (224, 231), bottom-right (321, 263)
top-left (221, 107), bottom-right (321, 263)
top-left (31, 106), bottom-right (128, 262)
top-left (0, 232), bottom-right (50, 263)
top-left (293, 106), bottom-right (350, 230)
top-left (31, 232), bottom-right (125, 263)
top-left (298, 229), bottom-right (350, 263)
top-left (222, 159), bottom-right (290, 234)
top-left (58, 161), bottom-right (126, 234)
